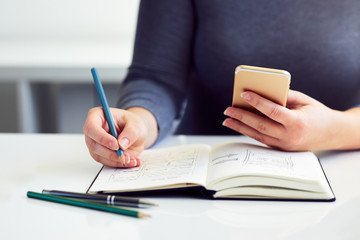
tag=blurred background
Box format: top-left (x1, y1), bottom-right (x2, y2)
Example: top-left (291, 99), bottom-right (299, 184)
top-left (0, 0), bottom-right (139, 133)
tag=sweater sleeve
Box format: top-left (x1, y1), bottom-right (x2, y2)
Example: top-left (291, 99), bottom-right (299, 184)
top-left (117, 0), bottom-right (195, 143)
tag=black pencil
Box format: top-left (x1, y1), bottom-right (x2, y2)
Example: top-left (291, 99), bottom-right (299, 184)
top-left (42, 190), bottom-right (157, 208)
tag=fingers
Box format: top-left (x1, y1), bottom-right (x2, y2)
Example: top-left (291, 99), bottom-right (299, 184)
top-left (222, 117), bottom-right (279, 147)
top-left (83, 108), bottom-right (119, 151)
top-left (86, 136), bottom-right (141, 167)
top-left (84, 107), bottom-right (142, 168)
top-left (117, 119), bottom-right (142, 151)
top-left (240, 91), bottom-right (292, 124)
top-left (223, 90), bottom-right (315, 150)
top-left (223, 91), bottom-right (294, 147)
top-left (286, 90), bottom-right (313, 108)
top-left (224, 107), bottom-right (285, 138)
top-left (90, 150), bottom-right (141, 168)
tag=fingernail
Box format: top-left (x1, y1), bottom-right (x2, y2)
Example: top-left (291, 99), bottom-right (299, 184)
top-left (118, 137), bottom-right (129, 149)
top-left (222, 120), bottom-right (229, 127)
top-left (241, 92), bottom-right (251, 101)
top-left (224, 108), bottom-right (231, 116)
top-left (130, 158), bottom-right (137, 167)
top-left (135, 157), bottom-right (141, 167)
top-left (109, 141), bottom-right (119, 150)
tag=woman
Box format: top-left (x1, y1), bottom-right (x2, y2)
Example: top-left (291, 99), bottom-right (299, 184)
top-left (83, 0), bottom-right (360, 167)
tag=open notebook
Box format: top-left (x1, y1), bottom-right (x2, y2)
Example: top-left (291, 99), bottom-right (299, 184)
top-left (88, 142), bottom-right (335, 201)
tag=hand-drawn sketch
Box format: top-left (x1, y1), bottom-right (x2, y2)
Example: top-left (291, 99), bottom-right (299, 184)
top-left (107, 148), bottom-right (200, 183)
top-left (243, 149), bottom-right (294, 171)
top-left (211, 153), bottom-right (239, 165)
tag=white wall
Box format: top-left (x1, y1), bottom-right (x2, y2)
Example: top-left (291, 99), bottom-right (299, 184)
top-left (0, 0), bottom-right (140, 133)
top-left (0, 0), bottom-right (139, 42)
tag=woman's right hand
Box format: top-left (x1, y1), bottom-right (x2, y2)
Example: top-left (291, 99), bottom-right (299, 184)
top-left (83, 107), bottom-right (158, 168)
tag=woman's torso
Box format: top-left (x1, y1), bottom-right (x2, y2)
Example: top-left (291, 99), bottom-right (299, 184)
top-left (176, 0), bottom-right (360, 135)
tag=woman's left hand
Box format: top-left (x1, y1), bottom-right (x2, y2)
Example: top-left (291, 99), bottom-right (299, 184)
top-left (223, 89), bottom-right (344, 151)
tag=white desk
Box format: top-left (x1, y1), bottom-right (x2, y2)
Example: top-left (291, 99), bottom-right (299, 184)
top-left (1, 134), bottom-right (360, 240)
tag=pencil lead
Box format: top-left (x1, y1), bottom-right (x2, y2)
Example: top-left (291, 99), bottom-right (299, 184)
top-left (120, 154), bottom-right (126, 167)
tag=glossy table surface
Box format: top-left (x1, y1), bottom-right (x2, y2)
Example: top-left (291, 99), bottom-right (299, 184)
top-left (1, 134), bottom-right (359, 240)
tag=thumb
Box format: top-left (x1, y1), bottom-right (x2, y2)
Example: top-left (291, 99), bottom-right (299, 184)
top-left (287, 90), bottom-right (313, 108)
top-left (117, 123), bottom-right (140, 150)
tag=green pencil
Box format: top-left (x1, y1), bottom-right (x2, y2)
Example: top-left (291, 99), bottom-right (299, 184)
top-left (27, 191), bottom-right (149, 218)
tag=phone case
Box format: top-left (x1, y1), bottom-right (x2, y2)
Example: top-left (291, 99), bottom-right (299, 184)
top-left (232, 65), bottom-right (291, 111)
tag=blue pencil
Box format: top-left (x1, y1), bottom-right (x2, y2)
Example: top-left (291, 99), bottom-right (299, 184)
top-left (91, 68), bottom-right (125, 165)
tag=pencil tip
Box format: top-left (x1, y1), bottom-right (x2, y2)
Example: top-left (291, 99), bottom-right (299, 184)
top-left (139, 200), bottom-right (158, 207)
top-left (138, 212), bottom-right (150, 218)
top-left (119, 154), bottom-right (126, 167)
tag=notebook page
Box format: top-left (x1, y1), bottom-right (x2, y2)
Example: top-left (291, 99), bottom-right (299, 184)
top-left (206, 142), bottom-right (323, 187)
top-left (89, 144), bottom-right (210, 193)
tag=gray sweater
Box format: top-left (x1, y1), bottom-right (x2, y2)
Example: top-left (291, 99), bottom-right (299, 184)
top-left (118, 0), bottom-right (360, 141)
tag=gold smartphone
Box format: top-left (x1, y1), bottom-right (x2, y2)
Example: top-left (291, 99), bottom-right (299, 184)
top-left (232, 65), bottom-right (291, 111)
